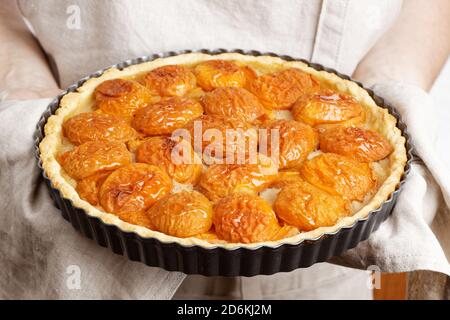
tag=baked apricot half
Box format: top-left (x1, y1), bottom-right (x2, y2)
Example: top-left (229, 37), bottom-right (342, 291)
top-left (58, 140), bottom-right (132, 180)
top-left (135, 136), bottom-right (202, 184)
top-left (132, 97), bottom-right (203, 136)
top-left (195, 230), bottom-right (221, 243)
top-left (270, 171), bottom-right (303, 189)
top-left (147, 191), bottom-right (213, 238)
top-left (247, 68), bottom-right (318, 110)
top-left (198, 154), bottom-right (277, 201)
top-left (185, 114), bottom-right (258, 162)
top-left (213, 193), bottom-right (281, 243)
top-left (144, 65), bottom-right (196, 97)
top-left (261, 119), bottom-right (318, 169)
top-left (274, 180), bottom-right (350, 231)
top-left (99, 163), bottom-right (172, 216)
top-left (300, 153), bottom-right (375, 201)
top-left (76, 171), bottom-right (112, 206)
top-left (201, 87), bottom-right (266, 123)
top-left (292, 90), bottom-right (364, 128)
top-left (62, 112), bottom-right (138, 146)
top-left (95, 79), bottom-right (153, 121)
top-left (319, 126), bottom-right (393, 162)
top-left (194, 60), bottom-right (253, 91)
top-left (271, 225), bottom-right (300, 241)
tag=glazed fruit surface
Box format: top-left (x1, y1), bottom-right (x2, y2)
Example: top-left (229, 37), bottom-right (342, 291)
top-left (194, 60), bottom-right (254, 91)
top-left (62, 112), bottom-right (139, 145)
top-left (148, 191), bottom-right (213, 238)
top-left (144, 65), bottom-right (196, 97)
top-left (135, 136), bottom-right (202, 184)
top-left (132, 96), bottom-right (203, 136)
top-left (94, 79), bottom-right (153, 121)
top-left (261, 119), bottom-right (319, 169)
top-left (248, 68), bottom-right (319, 110)
top-left (185, 114), bottom-right (258, 162)
top-left (291, 89), bottom-right (365, 128)
top-left (59, 140), bottom-right (132, 180)
top-left (55, 57), bottom-right (395, 244)
top-left (319, 126), bottom-right (393, 162)
top-left (213, 193), bottom-right (282, 243)
top-left (273, 179), bottom-right (350, 231)
top-left (98, 163), bottom-right (173, 215)
top-left (201, 87), bottom-right (267, 123)
top-left (300, 153), bottom-right (376, 201)
top-left (198, 154), bottom-right (278, 201)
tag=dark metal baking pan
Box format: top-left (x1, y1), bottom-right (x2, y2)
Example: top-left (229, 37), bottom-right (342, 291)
top-left (34, 49), bottom-right (413, 276)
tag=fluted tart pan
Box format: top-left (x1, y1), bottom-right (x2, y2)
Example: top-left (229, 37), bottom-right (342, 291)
top-left (34, 49), bottom-right (413, 276)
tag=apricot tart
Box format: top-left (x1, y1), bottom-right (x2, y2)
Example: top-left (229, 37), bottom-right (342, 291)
top-left (37, 50), bottom-right (410, 275)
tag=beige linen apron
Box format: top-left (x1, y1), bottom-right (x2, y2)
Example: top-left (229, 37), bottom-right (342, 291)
top-left (17, 0), bottom-right (403, 299)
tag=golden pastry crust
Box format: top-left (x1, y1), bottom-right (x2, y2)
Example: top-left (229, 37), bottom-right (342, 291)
top-left (94, 79), bottom-right (153, 121)
top-left (319, 126), bottom-right (393, 162)
top-left (62, 112), bottom-right (139, 145)
top-left (184, 114), bottom-right (258, 161)
top-left (132, 96), bottom-right (203, 136)
top-left (247, 68), bottom-right (318, 110)
top-left (39, 52), bottom-right (407, 249)
top-left (147, 191), bottom-right (213, 238)
top-left (262, 119), bottom-right (319, 169)
top-left (194, 60), bottom-right (250, 91)
top-left (300, 153), bottom-right (376, 201)
top-left (144, 65), bottom-right (197, 97)
top-left (198, 154), bottom-right (278, 201)
top-left (135, 136), bottom-right (202, 184)
top-left (274, 180), bottom-right (350, 231)
top-left (292, 90), bottom-right (364, 128)
top-left (99, 163), bottom-right (173, 215)
top-left (58, 140), bottom-right (132, 180)
top-left (213, 193), bottom-right (282, 243)
top-left (201, 87), bottom-right (267, 123)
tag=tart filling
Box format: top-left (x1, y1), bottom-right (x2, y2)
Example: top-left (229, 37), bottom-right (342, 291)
top-left (39, 52), bottom-right (407, 249)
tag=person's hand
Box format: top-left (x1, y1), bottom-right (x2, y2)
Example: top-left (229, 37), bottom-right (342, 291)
top-left (0, 1), bottom-right (59, 101)
top-left (353, 0), bottom-right (450, 92)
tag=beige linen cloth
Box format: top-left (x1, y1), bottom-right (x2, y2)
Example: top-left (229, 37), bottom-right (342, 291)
top-left (0, 0), bottom-right (448, 299)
